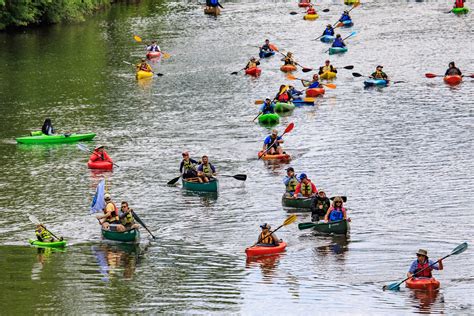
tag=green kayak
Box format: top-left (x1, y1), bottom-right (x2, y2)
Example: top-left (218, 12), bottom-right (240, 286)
top-left (182, 178), bottom-right (218, 192)
top-left (101, 228), bottom-right (140, 242)
top-left (281, 194), bottom-right (312, 209)
top-left (16, 132), bottom-right (96, 144)
top-left (258, 113), bottom-right (280, 125)
top-left (274, 102), bottom-right (295, 113)
top-left (452, 7), bottom-right (469, 14)
top-left (328, 47), bottom-right (348, 55)
top-left (313, 219), bottom-right (350, 235)
top-left (29, 239), bottom-right (67, 248)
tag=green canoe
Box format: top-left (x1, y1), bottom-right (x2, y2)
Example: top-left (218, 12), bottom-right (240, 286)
top-left (182, 178), bottom-right (218, 192)
top-left (16, 132), bottom-right (96, 144)
top-left (258, 113), bottom-right (280, 125)
top-left (29, 239), bottom-right (67, 248)
top-left (328, 47), bottom-right (348, 55)
top-left (274, 102), bottom-right (295, 113)
top-left (452, 7), bottom-right (469, 14)
top-left (101, 228), bottom-right (140, 242)
top-left (281, 194), bottom-right (312, 209)
top-left (313, 220), bottom-right (350, 235)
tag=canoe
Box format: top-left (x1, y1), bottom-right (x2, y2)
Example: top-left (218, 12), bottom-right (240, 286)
top-left (364, 79), bottom-right (388, 87)
top-left (406, 278), bottom-right (440, 291)
top-left (245, 241), bottom-right (287, 257)
top-left (341, 20), bottom-right (353, 27)
top-left (274, 102), bottom-right (295, 113)
top-left (329, 47), bottom-right (348, 55)
top-left (258, 151), bottom-right (291, 161)
top-left (136, 70), bottom-right (153, 79)
top-left (344, 0), bottom-right (357, 4)
top-left (29, 239), bottom-right (67, 248)
top-left (87, 160), bottom-right (113, 170)
top-left (182, 178), bottom-right (218, 192)
top-left (280, 64), bottom-right (297, 73)
top-left (320, 35), bottom-right (335, 43)
top-left (443, 75), bottom-right (462, 85)
top-left (282, 194), bottom-right (312, 209)
top-left (452, 7), bottom-right (469, 14)
top-left (259, 51), bottom-right (275, 58)
top-left (204, 6), bottom-right (220, 16)
top-left (306, 88), bottom-right (325, 97)
top-left (258, 113), bottom-right (280, 125)
top-left (320, 71), bottom-right (337, 80)
top-left (245, 67), bottom-right (262, 77)
top-left (304, 14), bottom-right (319, 20)
top-left (146, 51), bottom-right (161, 59)
top-left (298, 1), bottom-right (311, 7)
top-left (101, 228), bottom-right (140, 242)
top-left (16, 132), bottom-right (96, 144)
top-left (293, 99), bottom-right (314, 107)
top-left (312, 219), bottom-right (349, 235)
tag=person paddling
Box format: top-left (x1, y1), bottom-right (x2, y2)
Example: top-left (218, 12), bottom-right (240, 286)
top-left (260, 98), bottom-right (275, 114)
top-left (322, 24), bottom-right (335, 36)
top-left (245, 57), bottom-right (260, 70)
top-left (324, 196), bottom-right (347, 222)
top-left (97, 193), bottom-right (125, 232)
top-left (319, 60), bottom-right (337, 75)
top-left (259, 39), bottom-right (274, 57)
top-left (281, 52), bottom-right (296, 66)
top-left (445, 62), bottom-right (462, 76)
top-left (263, 129), bottom-right (284, 155)
top-left (310, 190), bottom-right (331, 222)
top-left (283, 167), bottom-right (299, 196)
top-left (332, 34), bottom-right (346, 48)
top-left (339, 10), bottom-right (351, 22)
top-left (257, 223), bottom-right (281, 246)
top-left (454, 0), bottom-right (465, 8)
top-left (275, 85), bottom-right (293, 102)
top-left (146, 40), bottom-right (161, 53)
top-left (293, 173), bottom-right (318, 198)
top-left (370, 65), bottom-right (388, 80)
top-left (306, 4), bottom-right (316, 14)
top-left (288, 85), bottom-right (303, 98)
top-left (35, 224), bottom-right (62, 242)
top-left (197, 155), bottom-right (216, 183)
top-left (407, 249), bottom-right (443, 278)
top-left (136, 58), bottom-right (152, 72)
top-left (180, 151), bottom-right (199, 180)
top-left (41, 118), bottom-right (55, 135)
top-left (119, 201), bottom-right (140, 230)
top-left (301, 74), bottom-right (321, 88)
top-left (89, 145), bottom-right (113, 164)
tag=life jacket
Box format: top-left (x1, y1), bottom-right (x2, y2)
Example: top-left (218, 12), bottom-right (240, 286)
top-left (414, 260), bottom-right (432, 278)
top-left (148, 45), bottom-right (159, 52)
top-left (286, 176), bottom-right (299, 192)
top-left (309, 81), bottom-right (320, 89)
top-left (182, 159), bottom-right (196, 172)
top-left (307, 8), bottom-right (316, 14)
top-left (284, 57), bottom-right (295, 65)
top-left (329, 207), bottom-right (345, 221)
top-left (259, 231), bottom-right (275, 245)
top-left (301, 182), bottom-right (314, 197)
top-left (332, 38), bottom-right (344, 48)
top-left (200, 163), bottom-right (213, 176)
top-left (210, 0), bottom-right (218, 6)
top-left (104, 202), bottom-right (119, 223)
top-left (321, 65), bottom-right (333, 73)
top-left (323, 28), bottom-right (334, 36)
top-left (35, 227), bottom-right (52, 241)
top-left (262, 103), bottom-right (274, 114)
top-left (247, 61), bottom-right (257, 69)
top-left (121, 212), bottom-right (134, 226)
top-left (372, 71), bottom-right (386, 79)
top-left (277, 92), bottom-right (290, 102)
top-left (266, 136), bottom-right (279, 148)
top-left (340, 14), bottom-right (351, 22)
top-left (139, 63), bottom-right (151, 72)
top-left (455, 0), bottom-right (464, 8)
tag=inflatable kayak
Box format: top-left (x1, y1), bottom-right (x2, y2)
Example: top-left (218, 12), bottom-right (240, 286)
top-left (182, 178), bottom-right (218, 192)
top-left (87, 160), bottom-right (113, 170)
top-left (406, 278), bottom-right (440, 291)
top-left (329, 47), bottom-right (348, 55)
top-left (258, 113), bottom-right (280, 125)
top-left (341, 20), bottom-right (353, 27)
top-left (452, 7), bottom-right (469, 14)
top-left (258, 151), bottom-right (291, 161)
top-left (204, 6), bottom-right (220, 16)
top-left (304, 14), bottom-right (319, 20)
top-left (306, 88), bottom-right (325, 97)
top-left (136, 70), bottom-right (153, 79)
top-left (443, 75), bottom-right (462, 85)
top-left (364, 79), bottom-right (388, 87)
top-left (245, 241), bottom-right (287, 257)
top-left (274, 102), bottom-right (295, 113)
top-left (146, 51), bottom-right (161, 59)
top-left (320, 71), bottom-right (337, 80)
top-left (102, 228), bottom-right (140, 242)
top-left (320, 35), bottom-right (335, 43)
top-left (259, 51), bottom-right (275, 59)
top-left (298, 1), bottom-right (311, 7)
top-left (16, 132), bottom-right (96, 144)
top-left (245, 67), bottom-right (262, 77)
top-left (280, 64), bottom-right (297, 72)
top-left (29, 239), bottom-right (67, 248)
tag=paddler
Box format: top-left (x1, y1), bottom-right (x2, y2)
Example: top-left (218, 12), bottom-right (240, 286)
top-left (322, 24), bottom-right (335, 36)
top-left (35, 224), bottom-right (61, 242)
top-left (318, 60), bottom-right (337, 75)
top-left (288, 85), bottom-right (303, 98)
top-left (445, 62), bottom-right (462, 76)
top-left (454, 0), bottom-right (465, 8)
top-left (281, 52), bottom-right (296, 66)
top-left (262, 129), bottom-right (284, 155)
top-left (324, 196), bottom-right (347, 222)
top-left (283, 167), bottom-right (299, 196)
top-left (179, 151), bottom-right (199, 179)
top-left (293, 173), bottom-right (318, 198)
top-left (261, 98), bottom-right (275, 114)
top-left (89, 145), bottom-right (113, 164)
top-left (257, 223), bottom-right (281, 246)
top-left (339, 10), bottom-right (351, 22)
top-left (407, 249), bottom-right (443, 278)
top-left (146, 40), bottom-right (161, 53)
top-left (275, 84), bottom-right (293, 102)
top-left (245, 57), bottom-right (260, 70)
top-left (119, 201), bottom-right (140, 230)
top-left (197, 155), bottom-right (216, 183)
top-left (370, 65), bottom-right (388, 80)
top-left (310, 190), bottom-right (331, 222)
top-left (332, 34), bottom-right (346, 48)
top-left (97, 193), bottom-right (125, 232)
top-left (306, 4), bottom-right (316, 14)
top-left (259, 39), bottom-right (274, 57)
top-left (41, 118), bottom-right (54, 135)
top-left (136, 58), bottom-right (152, 72)
top-left (301, 74), bottom-right (321, 88)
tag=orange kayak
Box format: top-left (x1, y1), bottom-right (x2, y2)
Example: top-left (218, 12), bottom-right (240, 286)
top-left (406, 278), bottom-right (440, 291)
top-left (443, 75), bottom-right (462, 85)
top-left (280, 64), bottom-right (297, 73)
top-left (258, 151), bottom-right (291, 161)
top-left (306, 88), bottom-right (325, 97)
top-left (245, 242), bottom-right (287, 257)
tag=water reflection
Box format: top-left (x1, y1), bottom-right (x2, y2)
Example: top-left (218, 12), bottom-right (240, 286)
top-left (315, 235), bottom-right (350, 257)
top-left (181, 189), bottom-right (218, 206)
top-left (92, 243), bottom-right (144, 281)
top-left (246, 253), bottom-right (283, 279)
top-left (31, 247), bottom-right (65, 281)
top-left (407, 289), bottom-right (443, 314)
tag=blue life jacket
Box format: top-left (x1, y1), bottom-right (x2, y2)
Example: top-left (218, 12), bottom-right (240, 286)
top-left (332, 38), bottom-right (345, 48)
top-left (210, 0), bottom-right (218, 5)
top-left (261, 103), bottom-right (274, 114)
top-left (339, 14), bottom-right (351, 22)
top-left (323, 28), bottom-right (334, 36)
top-left (329, 209), bottom-right (344, 221)
top-left (309, 81), bottom-right (320, 89)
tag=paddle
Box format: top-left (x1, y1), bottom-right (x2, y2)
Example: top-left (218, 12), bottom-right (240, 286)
top-left (131, 211), bottom-right (156, 239)
top-left (254, 97), bottom-right (315, 105)
top-left (133, 35), bottom-right (171, 59)
top-left (167, 175), bottom-right (181, 185)
top-left (251, 214), bottom-right (297, 247)
top-left (28, 214), bottom-right (62, 241)
top-left (382, 242), bottom-right (468, 291)
top-left (258, 122), bottom-right (295, 159)
top-left (425, 73), bottom-right (474, 78)
top-left (77, 143), bottom-right (120, 167)
top-left (231, 67), bottom-right (247, 75)
top-left (352, 72), bottom-right (405, 84)
top-left (252, 112), bottom-right (263, 121)
top-left (324, 31), bottom-right (357, 53)
top-left (274, 50), bottom-right (312, 72)
top-left (122, 61), bottom-right (164, 77)
top-left (286, 74), bottom-right (337, 89)
top-left (332, 2), bottom-right (360, 27)
top-left (290, 8), bottom-right (330, 15)
top-left (219, 174), bottom-right (247, 181)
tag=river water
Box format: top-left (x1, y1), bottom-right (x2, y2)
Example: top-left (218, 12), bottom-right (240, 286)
top-left (0, 0), bottom-right (473, 314)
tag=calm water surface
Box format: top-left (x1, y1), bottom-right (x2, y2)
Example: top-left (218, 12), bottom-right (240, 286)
top-left (0, 0), bottom-right (473, 314)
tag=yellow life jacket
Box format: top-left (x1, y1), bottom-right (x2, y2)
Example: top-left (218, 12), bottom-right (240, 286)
top-left (201, 163), bottom-right (213, 176)
top-left (286, 176), bottom-right (299, 192)
top-left (321, 65), bottom-right (332, 73)
top-left (259, 231), bottom-right (275, 244)
top-left (104, 202), bottom-right (119, 222)
top-left (183, 159), bottom-right (196, 172)
top-left (301, 182), bottom-right (314, 197)
top-left (35, 227), bottom-right (52, 241)
top-left (247, 61), bottom-right (257, 68)
top-left (121, 212), bottom-right (134, 226)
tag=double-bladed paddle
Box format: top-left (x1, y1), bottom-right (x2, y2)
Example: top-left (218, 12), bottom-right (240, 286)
top-left (425, 73), bottom-right (474, 78)
top-left (352, 72), bottom-right (405, 84)
top-left (254, 97), bottom-right (315, 105)
top-left (290, 8), bottom-right (330, 15)
top-left (251, 214), bottom-right (297, 247)
top-left (131, 211), bottom-right (156, 239)
top-left (332, 1), bottom-right (360, 27)
top-left (258, 122), bottom-right (295, 159)
top-left (274, 50), bottom-right (313, 72)
top-left (286, 74), bottom-right (337, 89)
top-left (123, 61), bottom-right (164, 76)
top-left (382, 242), bottom-right (468, 291)
top-left (28, 214), bottom-right (62, 241)
top-left (168, 173), bottom-right (246, 185)
top-left (77, 143), bottom-right (120, 167)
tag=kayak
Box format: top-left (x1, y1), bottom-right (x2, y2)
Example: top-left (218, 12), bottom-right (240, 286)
top-left (245, 67), bottom-right (262, 77)
top-left (136, 70), bottom-right (153, 79)
top-left (258, 151), bottom-right (291, 161)
top-left (452, 7), bottom-right (469, 14)
top-left (344, 0), bottom-right (357, 4)
top-left (329, 47), bottom-right (348, 55)
top-left (258, 113), bottom-right (280, 125)
top-left (16, 132), bottom-right (96, 144)
top-left (29, 239), bottom-right (67, 248)
top-left (101, 228), bottom-right (140, 242)
top-left (274, 102), bottom-right (295, 113)
top-left (259, 51), bottom-right (275, 58)
top-left (306, 88), bottom-right (325, 97)
top-left (320, 35), bottom-right (335, 43)
top-left (87, 160), bottom-right (113, 170)
top-left (282, 194), bottom-right (312, 209)
top-left (312, 219), bottom-right (350, 235)
top-left (245, 241), bottom-right (287, 257)
top-left (293, 99), bottom-right (314, 107)
top-left (406, 278), bottom-right (440, 291)
top-left (304, 14), bottom-right (319, 20)
top-left (280, 64), bottom-right (297, 73)
top-left (298, 1), bottom-right (311, 7)
top-left (204, 6), bottom-right (220, 16)
top-left (320, 71), bottom-right (337, 80)
top-left (182, 178), bottom-right (218, 192)
top-left (146, 51), bottom-right (161, 59)
top-left (364, 79), bottom-right (388, 87)
top-left (341, 20), bottom-right (353, 27)
top-left (443, 75), bottom-right (462, 85)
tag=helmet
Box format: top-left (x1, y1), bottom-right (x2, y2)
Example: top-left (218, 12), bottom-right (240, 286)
top-left (104, 193), bottom-right (111, 200)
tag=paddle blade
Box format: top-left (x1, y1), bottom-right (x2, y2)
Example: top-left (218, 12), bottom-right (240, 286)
top-left (303, 97), bottom-right (315, 103)
top-left (425, 73), bottom-right (438, 78)
top-left (133, 35), bottom-right (142, 42)
top-left (467, 74), bottom-right (474, 78)
top-left (269, 44), bottom-right (279, 52)
top-left (156, 73), bottom-right (164, 77)
top-left (343, 65), bottom-right (354, 69)
top-left (290, 11), bottom-right (298, 15)
top-left (167, 175), bottom-right (181, 185)
top-left (162, 53), bottom-right (171, 59)
top-left (77, 143), bottom-right (90, 153)
top-left (283, 214), bottom-right (297, 226)
top-left (383, 282), bottom-right (401, 291)
top-left (322, 9), bottom-right (330, 12)
top-left (231, 71), bottom-right (239, 75)
top-left (302, 67), bottom-right (313, 73)
top-left (298, 222), bottom-right (316, 230)
top-left (255, 100), bottom-right (264, 105)
top-left (335, 22), bottom-right (343, 28)
top-left (451, 242), bottom-right (468, 255)
top-left (347, 31), bottom-right (357, 39)
top-left (352, 72), bottom-right (363, 77)
top-left (286, 74), bottom-right (297, 80)
top-left (323, 83), bottom-right (336, 89)
top-left (28, 214), bottom-right (40, 225)
top-left (284, 122), bottom-right (295, 134)
top-left (233, 174), bottom-right (247, 181)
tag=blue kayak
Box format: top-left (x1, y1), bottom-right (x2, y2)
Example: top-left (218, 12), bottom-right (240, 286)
top-left (328, 47), bottom-right (348, 55)
top-left (363, 79), bottom-right (388, 87)
top-left (259, 51), bottom-right (275, 58)
top-left (341, 20), bottom-right (353, 27)
top-left (293, 99), bottom-right (315, 107)
top-left (320, 35), bottom-right (335, 43)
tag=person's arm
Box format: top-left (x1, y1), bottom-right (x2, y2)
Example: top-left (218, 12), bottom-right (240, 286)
top-left (369, 72), bottom-right (376, 79)
top-left (277, 136), bottom-right (284, 144)
top-left (342, 209), bottom-right (348, 219)
top-left (318, 67), bottom-right (324, 75)
top-left (293, 184), bottom-right (301, 197)
top-left (444, 69), bottom-right (449, 76)
top-left (324, 206), bottom-right (334, 221)
top-left (256, 61), bottom-right (260, 66)
top-left (179, 161), bottom-right (184, 173)
top-left (272, 233), bottom-right (280, 245)
top-left (457, 68), bottom-right (462, 76)
top-left (331, 66), bottom-right (337, 73)
top-left (103, 151), bottom-right (113, 162)
top-left (407, 260), bottom-right (417, 277)
top-left (211, 164), bottom-right (216, 175)
top-left (283, 176), bottom-right (290, 185)
top-left (311, 183), bottom-right (318, 195)
top-left (147, 64), bottom-right (153, 72)
top-left (430, 259), bottom-right (443, 270)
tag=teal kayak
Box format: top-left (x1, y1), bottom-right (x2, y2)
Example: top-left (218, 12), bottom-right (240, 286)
top-left (16, 132), bottom-right (96, 144)
top-left (182, 178), bottom-right (218, 192)
top-left (258, 113), bottom-right (280, 125)
top-left (29, 239), bottom-right (67, 248)
top-left (328, 47), bottom-right (348, 55)
top-left (101, 228), bottom-right (140, 242)
top-left (274, 102), bottom-right (295, 113)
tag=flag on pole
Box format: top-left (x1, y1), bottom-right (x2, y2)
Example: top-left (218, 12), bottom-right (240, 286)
top-left (90, 179), bottom-right (105, 214)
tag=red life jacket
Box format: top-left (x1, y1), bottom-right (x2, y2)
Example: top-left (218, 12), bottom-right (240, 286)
top-left (307, 8), bottom-right (316, 14)
top-left (414, 260), bottom-right (432, 278)
top-left (455, 0), bottom-right (464, 8)
top-left (278, 93), bottom-right (289, 102)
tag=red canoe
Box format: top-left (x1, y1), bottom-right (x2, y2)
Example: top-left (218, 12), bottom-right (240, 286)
top-left (306, 88), bottom-right (325, 97)
top-left (443, 75), bottom-right (462, 85)
top-left (87, 160), bottom-right (113, 170)
top-left (245, 242), bottom-right (287, 257)
top-left (245, 67), bottom-right (262, 77)
top-left (406, 278), bottom-right (440, 291)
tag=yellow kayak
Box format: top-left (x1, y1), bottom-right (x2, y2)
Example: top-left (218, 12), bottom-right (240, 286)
top-left (304, 14), bottom-right (319, 20)
top-left (320, 71), bottom-right (337, 80)
top-left (136, 70), bottom-right (153, 80)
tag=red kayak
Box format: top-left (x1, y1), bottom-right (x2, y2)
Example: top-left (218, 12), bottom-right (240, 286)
top-left (306, 88), bottom-right (325, 97)
top-left (443, 75), bottom-right (462, 85)
top-left (245, 242), bottom-right (287, 257)
top-left (146, 51), bottom-right (161, 59)
top-left (87, 160), bottom-right (113, 170)
top-left (298, 1), bottom-right (311, 7)
top-left (406, 277), bottom-right (440, 291)
top-left (245, 67), bottom-right (262, 77)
